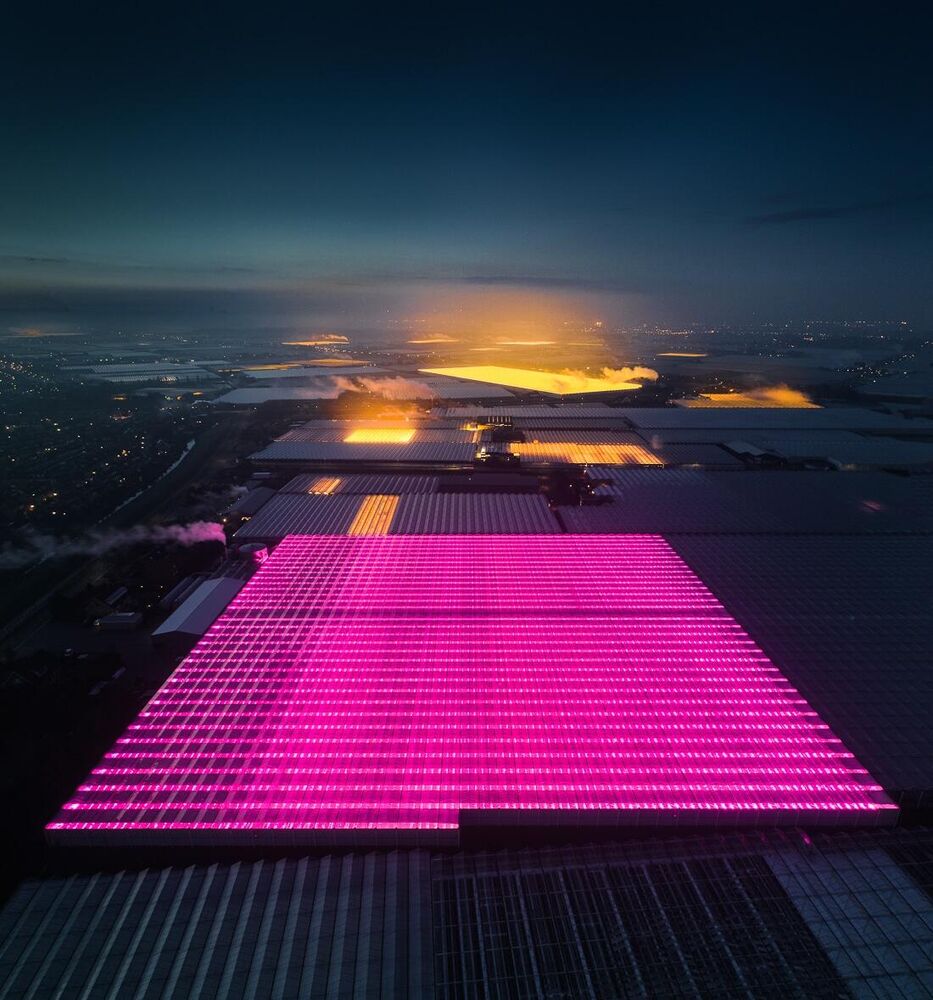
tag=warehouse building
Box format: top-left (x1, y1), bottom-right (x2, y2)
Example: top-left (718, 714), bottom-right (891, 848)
top-left (233, 492), bottom-right (559, 540)
top-left (4, 828), bottom-right (932, 999)
top-left (5, 399), bottom-right (933, 999)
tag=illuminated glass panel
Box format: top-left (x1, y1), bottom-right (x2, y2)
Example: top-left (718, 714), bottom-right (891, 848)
top-left (307, 476), bottom-right (342, 495)
top-left (422, 366), bottom-right (647, 393)
top-left (347, 495), bottom-right (399, 535)
top-left (510, 441), bottom-right (661, 465)
top-left (344, 428), bottom-right (416, 444)
top-left (48, 535), bottom-right (894, 845)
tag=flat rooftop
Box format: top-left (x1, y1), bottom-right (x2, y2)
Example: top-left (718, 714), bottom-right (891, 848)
top-left (48, 535), bottom-right (894, 848)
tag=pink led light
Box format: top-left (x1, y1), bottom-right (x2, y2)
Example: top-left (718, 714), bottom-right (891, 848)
top-left (47, 535), bottom-right (895, 846)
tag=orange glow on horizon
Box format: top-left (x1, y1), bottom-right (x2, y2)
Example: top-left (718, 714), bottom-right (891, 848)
top-left (422, 365), bottom-right (658, 395)
top-left (344, 427), bottom-right (417, 444)
top-left (347, 495), bottom-right (399, 535)
top-left (402, 286), bottom-right (595, 343)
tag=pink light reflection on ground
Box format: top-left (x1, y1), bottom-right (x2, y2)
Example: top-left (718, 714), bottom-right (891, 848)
top-left (47, 535), bottom-right (895, 845)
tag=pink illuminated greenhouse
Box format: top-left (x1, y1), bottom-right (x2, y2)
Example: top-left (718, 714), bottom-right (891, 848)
top-left (48, 535), bottom-right (895, 846)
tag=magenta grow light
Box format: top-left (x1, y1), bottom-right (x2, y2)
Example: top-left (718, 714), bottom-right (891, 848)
top-left (48, 535), bottom-right (894, 846)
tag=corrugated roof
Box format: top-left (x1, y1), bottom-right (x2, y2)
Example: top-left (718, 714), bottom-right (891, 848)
top-left (152, 577), bottom-right (246, 638)
top-left (653, 443), bottom-right (747, 468)
top-left (347, 494), bottom-right (400, 534)
top-left (504, 416), bottom-right (639, 429)
top-left (243, 365), bottom-right (383, 380)
top-left (561, 469), bottom-right (933, 534)
top-left (234, 492), bottom-right (561, 537)
top-left (280, 473), bottom-right (440, 494)
top-left (0, 853), bottom-right (434, 1000)
top-left (4, 831), bottom-right (933, 999)
top-left (635, 428), bottom-right (777, 445)
top-left (224, 486), bottom-right (276, 516)
top-left (278, 425), bottom-right (473, 444)
top-left (561, 475), bottom-right (778, 533)
top-left (751, 433), bottom-right (933, 467)
top-left (389, 493), bottom-right (559, 533)
top-left (518, 430), bottom-right (647, 444)
top-left (215, 385), bottom-right (343, 405)
top-left (250, 441), bottom-right (476, 463)
top-left (511, 441), bottom-right (662, 465)
top-left (441, 405), bottom-right (616, 418)
top-left (618, 407), bottom-right (933, 432)
top-left (234, 494), bottom-right (364, 539)
top-left (671, 535), bottom-right (933, 798)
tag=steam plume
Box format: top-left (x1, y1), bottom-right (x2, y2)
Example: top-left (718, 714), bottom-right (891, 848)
top-left (332, 376), bottom-right (437, 399)
top-left (0, 521), bottom-right (225, 569)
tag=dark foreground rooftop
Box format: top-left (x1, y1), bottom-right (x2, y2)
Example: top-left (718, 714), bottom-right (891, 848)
top-left (2, 827), bottom-right (932, 999)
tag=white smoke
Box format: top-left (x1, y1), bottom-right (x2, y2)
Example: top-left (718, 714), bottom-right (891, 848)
top-left (331, 376), bottom-right (438, 399)
top-left (544, 366), bottom-right (658, 392)
top-left (0, 521), bottom-right (226, 569)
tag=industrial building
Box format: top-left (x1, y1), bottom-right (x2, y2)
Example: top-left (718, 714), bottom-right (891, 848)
top-left (46, 534), bottom-right (893, 847)
top-left (4, 829), bottom-right (932, 998)
top-left (4, 399), bottom-right (933, 998)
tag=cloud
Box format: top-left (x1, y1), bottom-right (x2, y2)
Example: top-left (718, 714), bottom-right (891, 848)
top-left (0, 253), bottom-right (263, 275)
top-left (0, 254), bottom-right (71, 265)
top-left (746, 193), bottom-right (931, 225)
top-left (461, 274), bottom-right (632, 293)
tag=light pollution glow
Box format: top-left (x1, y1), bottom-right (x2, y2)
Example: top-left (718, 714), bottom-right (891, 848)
top-left (347, 494), bottom-right (399, 535)
top-left (344, 427), bottom-right (417, 444)
top-left (307, 476), bottom-right (342, 495)
top-left (684, 385), bottom-right (819, 408)
top-left (509, 442), bottom-right (661, 465)
top-left (422, 365), bottom-right (659, 395)
top-left (402, 286), bottom-right (607, 344)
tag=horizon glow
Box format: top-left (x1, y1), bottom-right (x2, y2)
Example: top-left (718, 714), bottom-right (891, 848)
top-left (47, 534), bottom-right (894, 846)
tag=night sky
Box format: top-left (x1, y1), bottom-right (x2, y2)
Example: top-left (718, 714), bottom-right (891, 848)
top-left (2, 3), bottom-right (931, 332)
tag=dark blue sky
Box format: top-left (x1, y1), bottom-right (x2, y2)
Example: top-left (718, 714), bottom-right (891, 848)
top-left (2, 3), bottom-right (931, 332)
